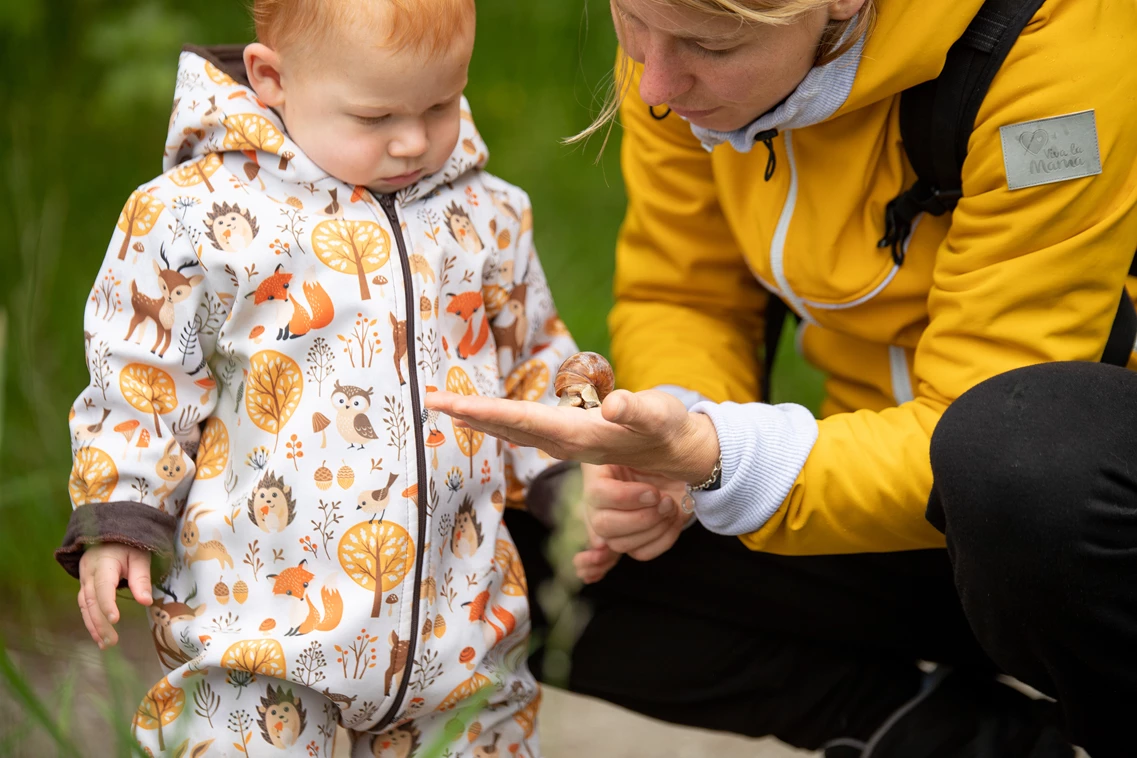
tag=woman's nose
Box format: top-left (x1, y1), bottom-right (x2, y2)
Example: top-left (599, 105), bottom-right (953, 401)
top-left (638, 45), bottom-right (690, 107)
top-left (389, 121), bottom-right (429, 159)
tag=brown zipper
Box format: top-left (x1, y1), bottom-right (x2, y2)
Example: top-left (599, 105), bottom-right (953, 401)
top-left (373, 192), bottom-right (429, 731)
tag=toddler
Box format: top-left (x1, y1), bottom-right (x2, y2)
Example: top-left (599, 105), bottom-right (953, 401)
top-left (57, 1), bottom-right (576, 755)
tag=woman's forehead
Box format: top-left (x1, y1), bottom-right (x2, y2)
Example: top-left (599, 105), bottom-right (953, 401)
top-left (615, 0), bottom-right (753, 41)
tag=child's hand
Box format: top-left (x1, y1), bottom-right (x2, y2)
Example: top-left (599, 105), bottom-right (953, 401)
top-left (572, 463), bottom-right (692, 584)
top-left (77, 543), bottom-right (153, 649)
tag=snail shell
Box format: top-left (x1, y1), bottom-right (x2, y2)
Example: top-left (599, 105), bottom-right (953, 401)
top-left (554, 352), bottom-right (615, 406)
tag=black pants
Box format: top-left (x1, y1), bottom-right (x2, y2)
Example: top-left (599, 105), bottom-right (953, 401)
top-left (509, 361), bottom-right (1137, 758)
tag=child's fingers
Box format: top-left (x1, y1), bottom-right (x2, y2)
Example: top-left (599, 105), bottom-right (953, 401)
top-left (92, 561), bottom-right (122, 645)
top-left (126, 552), bottom-right (153, 606)
top-left (77, 589), bottom-right (103, 648)
top-left (626, 521), bottom-right (685, 562)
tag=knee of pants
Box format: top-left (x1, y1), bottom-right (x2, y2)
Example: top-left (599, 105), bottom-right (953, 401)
top-left (928, 361), bottom-right (1137, 587)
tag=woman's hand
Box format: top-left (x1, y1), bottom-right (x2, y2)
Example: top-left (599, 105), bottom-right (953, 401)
top-left (424, 388), bottom-right (721, 485)
top-left (573, 463), bottom-right (693, 583)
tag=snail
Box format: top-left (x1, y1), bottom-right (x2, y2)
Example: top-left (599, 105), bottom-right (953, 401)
top-left (554, 352), bottom-right (615, 409)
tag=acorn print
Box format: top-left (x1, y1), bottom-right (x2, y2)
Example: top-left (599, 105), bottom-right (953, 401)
top-left (468, 720), bottom-right (483, 742)
top-left (433, 613), bottom-right (446, 639)
top-left (233, 578), bottom-right (249, 604)
top-left (314, 461), bottom-right (333, 491)
top-left (337, 461), bottom-right (355, 490)
top-left (421, 616), bottom-right (433, 642)
top-left (214, 579), bottom-right (230, 605)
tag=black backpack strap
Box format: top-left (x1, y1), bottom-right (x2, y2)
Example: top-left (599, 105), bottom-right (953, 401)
top-left (879, 0), bottom-right (1048, 265)
top-left (1103, 289), bottom-right (1136, 367)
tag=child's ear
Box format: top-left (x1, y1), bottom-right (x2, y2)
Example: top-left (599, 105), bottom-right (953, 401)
top-left (243, 43), bottom-right (286, 108)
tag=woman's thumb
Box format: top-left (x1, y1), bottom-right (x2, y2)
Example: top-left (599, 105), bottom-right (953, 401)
top-left (602, 389), bottom-right (661, 432)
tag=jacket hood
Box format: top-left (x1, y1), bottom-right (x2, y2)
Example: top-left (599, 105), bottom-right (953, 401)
top-left (163, 44), bottom-right (489, 200)
top-left (690, 0), bottom-right (991, 151)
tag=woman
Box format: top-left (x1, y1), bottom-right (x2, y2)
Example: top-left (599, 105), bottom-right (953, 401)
top-left (428, 0), bottom-right (1137, 755)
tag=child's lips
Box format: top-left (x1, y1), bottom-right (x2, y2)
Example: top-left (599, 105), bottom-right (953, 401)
top-left (382, 169), bottom-right (423, 186)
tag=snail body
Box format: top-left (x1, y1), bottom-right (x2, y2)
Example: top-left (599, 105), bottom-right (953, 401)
top-left (555, 352), bottom-right (615, 409)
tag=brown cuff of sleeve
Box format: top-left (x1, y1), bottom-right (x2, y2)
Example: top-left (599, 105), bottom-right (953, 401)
top-left (55, 502), bottom-right (178, 581)
top-left (525, 461), bottom-right (580, 529)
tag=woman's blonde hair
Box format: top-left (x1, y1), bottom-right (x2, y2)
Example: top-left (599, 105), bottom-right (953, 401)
top-left (569, 0), bottom-right (876, 154)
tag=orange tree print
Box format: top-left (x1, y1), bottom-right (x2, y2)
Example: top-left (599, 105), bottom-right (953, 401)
top-left (220, 638), bottom-right (287, 697)
top-left (504, 359), bottom-right (549, 403)
top-left (133, 675), bottom-right (185, 750)
top-left (494, 539), bottom-right (527, 597)
top-left (194, 417), bottom-right (229, 479)
top-left (169, 153), bottom-right (224, 194)
top-left (221, 114), bottom-right (286, 165)
top-left (120, 363), bottom-right (179, 437)
top-left (447, 366), bottom-right (483, 476)
top-left (204, 59), bottom-right (238, 87)
top-left (69, 447), bottom-right (119, 505)
top-left (245, 350), bottom-right (303, 452)
top-left (338, 521), bottom-right (414, 618)
top-left (116, 190), bottom-right (166, 260)
top-left (436, 673), bottom-right (493, 712)
top-left (312, 220), bottom-right (391, 301)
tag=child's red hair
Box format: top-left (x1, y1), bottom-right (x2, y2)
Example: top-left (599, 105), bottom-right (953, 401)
top-left (253, 0), bottom-right (475, 58)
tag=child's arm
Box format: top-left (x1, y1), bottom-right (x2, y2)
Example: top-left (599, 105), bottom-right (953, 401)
top-left (57, 188), bottom-right (227, 618)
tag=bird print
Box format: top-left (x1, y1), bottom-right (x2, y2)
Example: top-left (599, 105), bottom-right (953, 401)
top-left (330, 380), bottom-right (379, 449)
top-left (485, 187), bottom-right (520, 224)
top-left (74, 408), bottom-right (112, 445)
top-left (357, 471), bottom-right (400, 523)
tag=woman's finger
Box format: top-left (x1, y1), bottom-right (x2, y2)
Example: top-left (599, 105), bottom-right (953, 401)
top-left (604, 518), bottom-right (672, 555)
top-left (127, 552), bottom-right (153, 606)
top-left (584, 475), bottom-right (662, 510)
top-left (627, 520), bottom-right (686, 562)
top-left (589, 502), bottom-right (668, 540)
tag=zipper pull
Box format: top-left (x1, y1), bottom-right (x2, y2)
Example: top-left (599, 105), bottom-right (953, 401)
top-left (755, 128), bottom-right (778, 181)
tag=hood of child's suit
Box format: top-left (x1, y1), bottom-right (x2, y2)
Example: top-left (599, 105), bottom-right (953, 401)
top-left (163, 45), bottom-right (490, 202)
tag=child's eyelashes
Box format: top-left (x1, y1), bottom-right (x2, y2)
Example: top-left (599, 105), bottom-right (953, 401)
top-left (353, 114), bottom-right (391, 126)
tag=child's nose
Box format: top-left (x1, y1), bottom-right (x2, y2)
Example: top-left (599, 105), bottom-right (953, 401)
top-left (389, 122), bottom-right (429, 159)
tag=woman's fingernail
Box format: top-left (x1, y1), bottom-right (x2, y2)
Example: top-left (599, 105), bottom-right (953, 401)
top-left (658, 496), bottom-right (674, 515)
top-left (639, 492), bottom-right (658, 505)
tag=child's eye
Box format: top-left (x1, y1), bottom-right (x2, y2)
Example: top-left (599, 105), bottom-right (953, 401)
top-left (354, 114), bottom-right (390, 126)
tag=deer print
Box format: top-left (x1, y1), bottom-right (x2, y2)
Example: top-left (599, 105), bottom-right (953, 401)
top-left (148, 582), bottom-right (206, 669)
top-left (491, 283), bottom-right (528, 365)
top-left (390, 313), bottom-right (409, 386)
top-left (124, 244), bottom-right (204, 357)
top-left (181, 502), bottom-right (235, 569)
top-left (152, 439), bottom-right (189, 511)
top-left (384, 630), bottom-right (410, 697)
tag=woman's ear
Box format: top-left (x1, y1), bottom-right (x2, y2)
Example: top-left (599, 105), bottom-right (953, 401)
top-left (243, 42), bottom-right (286, 108)
top-left (828, 0), bottom-right (869, 22)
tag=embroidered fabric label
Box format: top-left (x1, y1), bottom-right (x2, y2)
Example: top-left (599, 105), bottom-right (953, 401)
top-left (1000, 110), bottom-right (1102, 190)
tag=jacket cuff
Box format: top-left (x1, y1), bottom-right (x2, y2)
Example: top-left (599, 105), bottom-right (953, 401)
top-left (688, 400), bottom-right (818, 536)
top-left (525, 461), bottom-right (579, 528)
top-left (55, 502), bottom-right (178, 581)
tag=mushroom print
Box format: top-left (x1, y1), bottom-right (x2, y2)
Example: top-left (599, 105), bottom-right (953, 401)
top-left (312, 412), bottom-right (330, 448)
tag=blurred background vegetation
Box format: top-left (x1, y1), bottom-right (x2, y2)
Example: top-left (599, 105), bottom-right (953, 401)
top-left (0, 0), bottom-right (823, 753)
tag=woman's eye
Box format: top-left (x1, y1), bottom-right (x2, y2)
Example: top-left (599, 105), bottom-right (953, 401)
top-left (695, 44), bottom-right (737, 58)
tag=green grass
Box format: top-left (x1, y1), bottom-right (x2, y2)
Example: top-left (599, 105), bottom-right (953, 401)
top-left (0, 0), bottom-right (823, 751)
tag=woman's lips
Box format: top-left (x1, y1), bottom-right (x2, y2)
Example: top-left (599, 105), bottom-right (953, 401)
top-left (670, 105), bottom-right (722, 121)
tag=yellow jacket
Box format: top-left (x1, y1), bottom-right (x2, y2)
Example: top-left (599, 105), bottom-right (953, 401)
top-left (609, 0), bottom-right (1137, 554)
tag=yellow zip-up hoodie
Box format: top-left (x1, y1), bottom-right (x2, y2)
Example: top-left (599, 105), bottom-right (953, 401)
top-left (610, 0), bottom-right (1137, 555)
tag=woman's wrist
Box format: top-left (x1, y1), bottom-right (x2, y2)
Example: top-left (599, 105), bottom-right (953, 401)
top-left (670, 412), bottom-right (722, 485)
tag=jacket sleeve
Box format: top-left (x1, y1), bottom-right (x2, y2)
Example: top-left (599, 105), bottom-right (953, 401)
top-left (487, 188), bottom-right (581, 524)
top-left (704, 7), bottom-right (1137, 554)
top-left (610, 61), bottom-right (768, 404)
top-left (56, 190), bottom-right (226, 579)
